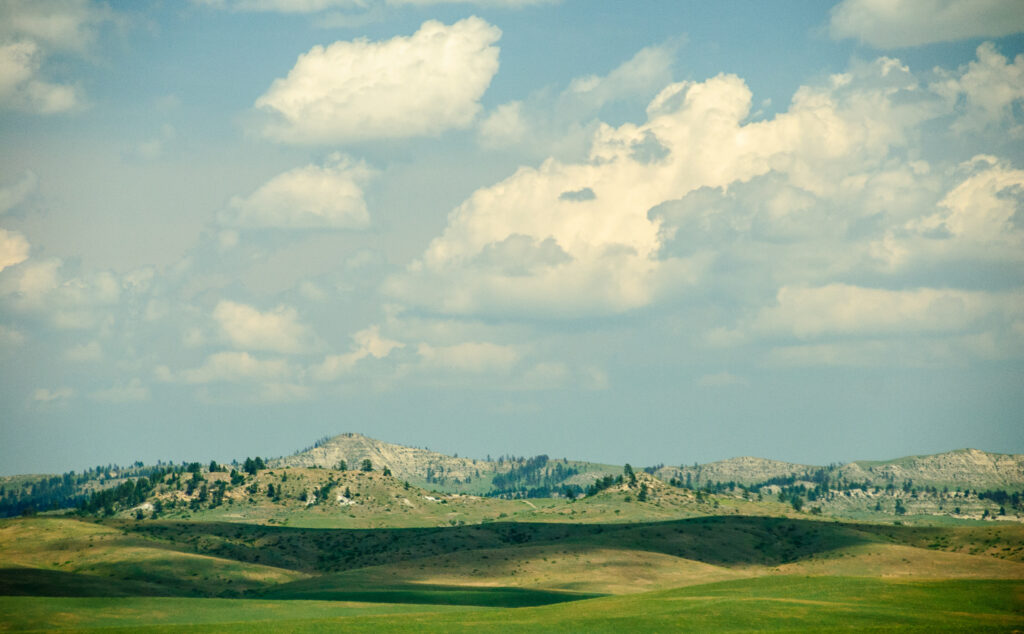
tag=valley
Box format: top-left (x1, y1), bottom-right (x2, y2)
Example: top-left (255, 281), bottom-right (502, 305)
top-left (1, 433), bottom-right (1022, 631)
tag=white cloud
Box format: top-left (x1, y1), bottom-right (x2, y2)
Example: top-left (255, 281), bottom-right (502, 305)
top-left (253, 17), bottom-right (501, 143)
top-left (0, 171), bottom-right (37, 213)
top-left (90, 378), bottom-right (149, 403)
top-left (0, 228), bottom-right (30, 273)
top-left (389, 55), bottom-right (935, 319)
top-left (213, 300), bottom-right (317, 354)
top-left (873, 156), bottom-right (1024, 270)
top-left (931, 43), bottom-right (1024, 135)
top-left (0, 39), bottom-right (78, 113)
top-left (32, 386), bottom-right (74, 403)
top-left (759, 285), bottom-right (1018, 339)
top-left (222, 154), bottom-right (373, 229)
top-left (311, 325), bottom-right (403, 381)
top-left (176, 351), bottom-right (299, 384)
top-left (415, 341), bottom-right (520, 374)
top-left (0, 1), bottom-right (118, 114)
top-left (477, 42), bottom-right (677, 157)
top-left (0, 0), bottom-right (116, 52)
top-left (829, 0), bottom-right (1024, 48)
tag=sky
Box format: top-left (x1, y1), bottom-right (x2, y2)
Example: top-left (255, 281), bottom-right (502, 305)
top-left (1, 0), bottom-right (1023, 475)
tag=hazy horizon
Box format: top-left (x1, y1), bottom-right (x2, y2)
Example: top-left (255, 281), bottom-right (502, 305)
top-left (1, 1), bottom-right (1022, 476)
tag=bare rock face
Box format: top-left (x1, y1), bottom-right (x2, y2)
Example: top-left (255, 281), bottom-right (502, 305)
top-left (272, 433), bottom-right (498, 485)
top-left (839, 449), bottom-right (1024, 490)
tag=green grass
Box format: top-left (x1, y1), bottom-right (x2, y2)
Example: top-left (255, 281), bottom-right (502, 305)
top-left (0, 596), bottom-right (477, 631)
top-left (2, 577), bottom-right (1020, 632)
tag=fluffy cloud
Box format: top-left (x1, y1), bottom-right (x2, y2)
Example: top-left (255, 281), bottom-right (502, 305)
top-left (0, 0), bottom-right (118, 113)
top-left (0, 228), bottom-right (30, 273)
top-left (415, 341), bottom-right (520, 374)
top-left (311, 325), bottom-right (403, 381)
top-left (380, 42), bottom-right (1024, 372)
top-left (253, 17), bottom-right (501, 143)
top-left (387, 55), bottom-right (938, 318)
top-left (221, 154), bottom-right (372, 229)
top-left (873, 156), bottom-right (1024, 271)
top-left (174, 351), bottom-right (299, 384)
top-left (0, 258), bottom-right (128, 329)
top-left (829, 0), bottom-right (1024, 48)
top-left (477, 42), bottom-right (676, 157)
top-left (0, 39), bottom-right (78, 113)
top-left (732, 285), bottom-right (1020, 340)
top-left (0, 0), bottom-right (116, 51)
top-left (213, 300), bottom-right (317, 354)
top-left (931, 43), bottom-right (1024, 135)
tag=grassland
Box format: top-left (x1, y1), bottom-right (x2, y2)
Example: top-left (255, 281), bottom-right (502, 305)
top-left (2, 471), bottom-right (1023, 631)
top-left (1, 577), bottom-right (1021, 632)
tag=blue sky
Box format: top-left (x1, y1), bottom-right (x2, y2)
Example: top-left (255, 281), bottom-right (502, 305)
top-left (1, 0), bottom-right (1023, 475)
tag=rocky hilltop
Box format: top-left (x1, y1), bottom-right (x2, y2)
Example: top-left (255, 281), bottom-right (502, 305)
top-left (652, 449), bottom-right (1024, 491)
top-left (839, 449), bottom-right (1024, 491)
top-left (272, 433), bottom-right (502, 489)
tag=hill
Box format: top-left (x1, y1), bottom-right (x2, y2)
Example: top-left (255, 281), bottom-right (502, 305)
top-left (655, 449), bottom-right (1024, 492)
top-left (272, 433), bottom-right (616, 496)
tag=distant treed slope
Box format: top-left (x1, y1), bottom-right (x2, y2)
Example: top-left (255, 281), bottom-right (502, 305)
top-left (654, 457), bottom-right (816, 488)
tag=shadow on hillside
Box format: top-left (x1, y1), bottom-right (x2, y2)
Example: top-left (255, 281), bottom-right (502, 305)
top-left (113, 515), bottom-right (877, 574)
top-left (0, 568), bottom-right (171, 598)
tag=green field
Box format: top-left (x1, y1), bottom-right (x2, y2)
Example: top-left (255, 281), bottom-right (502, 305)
top-left (2, 485), bottom-right (1023, 631)
top-left (1, 577), bottom-right (1021, 632)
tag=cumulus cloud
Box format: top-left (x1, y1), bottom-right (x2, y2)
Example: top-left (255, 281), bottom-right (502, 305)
top-left (0, 258), bottom-right (130, 329)
top-left (174, 351), bottom-right (299, 384)
top-left (931, 43), bottom-right (1024, 136)
top-left (829, 0), bottom-right (1024, 48)
top-left (380, 42), bottom-right (1024, 372)
top-left (221, 154), bottom-right (373, 229)
top-left (311, 325), bottom-right (403, 381)
top-left (388, 55), bottom-right (936, 318)
top-left (0, 228), bottom-right (30, 273)
top-left (873, 156), bottom-right (1024, 271)
top-left (415, 341), bottom-right (520, 374)
top-left (741, 285), bottom-right (1019, 340)
top-left (477, 42), bottom-right (677, 157)
top-left (213, 300), bottom-right (317, 354)
top-left (0, 0), bottom-right (118, 113)
top-left (0, 39), bottom-right (78, 113)
top-left (253, 17), bottom-right (501, 143)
